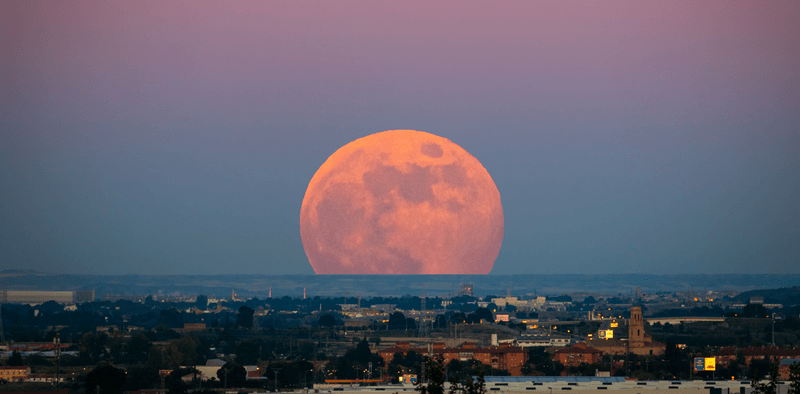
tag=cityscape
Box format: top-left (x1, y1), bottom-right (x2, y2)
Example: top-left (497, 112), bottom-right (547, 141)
top-left (4, 2), bottom-right (799, 394)
top-left (1, 274), bottom-right (800, 393)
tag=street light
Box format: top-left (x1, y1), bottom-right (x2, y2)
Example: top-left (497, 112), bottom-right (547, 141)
top-left (272, 368), bottom-right (281, 392)
top-left (304, 369), bottom-right (313, 390)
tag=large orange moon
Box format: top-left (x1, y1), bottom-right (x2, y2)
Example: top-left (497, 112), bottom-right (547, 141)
top-left (300, 130), bottom-right (503, 274)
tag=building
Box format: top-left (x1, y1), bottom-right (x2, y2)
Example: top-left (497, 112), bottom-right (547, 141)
top-left (516, 331), bottom-right (572, 347)
top-left (0, 290), bottom-right (94, 305)
top-left (554, 343), bottom-right (604, 367)
top-left (714, 347), bottom-right (800, 368)
top-left (587, 306), bottom-right (666, 356)
top-left (380, 341), bottom-right (528, 376)
top-left (779, 358), bottom-right (799, 381)
top-left (0, 366), bottom-right (31, 382)
top-left (8, 342), bottom-right (71, 352)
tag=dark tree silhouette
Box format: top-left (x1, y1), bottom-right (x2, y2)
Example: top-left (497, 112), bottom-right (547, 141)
top-left (389, 311), bottom-right (407, 330)
top-left (8, 351), bottom-right (23, 366)
top-left (237, 306), bottom-right (255, 329)
top-left (195, 295), bottom-right (208, 310)
top-left (318, 313), bottom-right (337, 327)
top-left (86, 365), bottom-right (127, 394)
top-left (217, 361), bottom-right (246, 388)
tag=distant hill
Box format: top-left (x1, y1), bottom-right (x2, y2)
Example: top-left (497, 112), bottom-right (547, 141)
top-left (0, 269), bottom-right (46, 277)
top-left (732, 286), bottom-right (800, 305)
top-left (1, 273), bottom-right (799, 299)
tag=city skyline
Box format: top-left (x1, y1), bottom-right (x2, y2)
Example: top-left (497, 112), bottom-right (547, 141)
top-left (3, 2), bottom-right (799, 276)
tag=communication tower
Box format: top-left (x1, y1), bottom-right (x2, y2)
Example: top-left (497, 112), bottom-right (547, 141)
top-left (418, 289), bottom-right (429, 339)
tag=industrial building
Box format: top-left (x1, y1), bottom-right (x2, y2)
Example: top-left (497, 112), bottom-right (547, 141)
top-left (312, 376), bottom-right (784, 394)
top-left (0, 290), bottom-right (94, 305)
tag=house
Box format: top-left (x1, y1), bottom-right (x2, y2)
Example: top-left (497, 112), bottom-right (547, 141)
top-left (779, 358), bottom-right (799, 381)
top-left (0, 366), bottom-right (31, 382)
top-left (380, 341), bottom-right (527, 376)
top-left (713, 347), bottom-right (800, 368)
top-left (554, 343), bottom-right (603, 367)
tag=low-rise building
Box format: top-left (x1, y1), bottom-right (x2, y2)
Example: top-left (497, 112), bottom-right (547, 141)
top-left (554, 343), bottom-right (603, 367)
top-left (779, 358), bottom-right (799, 380)
top-left (380, 341), bottom-right (527, 376)
top-left (0, 366), bottom-right (31, 382)
top-left (714, 347), bottom-right (800, 368)
top-left (516, 331), bottom-right (572, 347)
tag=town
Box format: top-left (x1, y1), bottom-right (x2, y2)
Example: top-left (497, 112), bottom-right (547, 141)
top-left (1, 284), bottom-right (800, 394)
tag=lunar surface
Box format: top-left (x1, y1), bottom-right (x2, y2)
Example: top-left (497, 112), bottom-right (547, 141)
top-left (300, 130), bottom-right (503, 274)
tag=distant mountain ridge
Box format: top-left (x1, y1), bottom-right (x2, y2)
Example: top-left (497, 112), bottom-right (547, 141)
top-left (1, 273), bottom-right (798, 298)
top-left (0, 269), bottom-right (47, 277)
top-left (732, 286), bottom-right (800, 305)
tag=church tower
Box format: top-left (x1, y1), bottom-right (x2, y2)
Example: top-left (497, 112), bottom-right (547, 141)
top-left (628, 306), bottom-right (645, 348)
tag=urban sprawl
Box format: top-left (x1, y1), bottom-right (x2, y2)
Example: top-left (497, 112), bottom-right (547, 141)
top-left (1, 284), bottom-right (799, 394)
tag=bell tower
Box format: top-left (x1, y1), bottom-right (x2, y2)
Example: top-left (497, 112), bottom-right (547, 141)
top-left (628, 306), bottom-right (644, 347)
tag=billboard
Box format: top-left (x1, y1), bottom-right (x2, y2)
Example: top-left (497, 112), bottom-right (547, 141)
top-left (694, 357), bottom-right (716, 371)
top-left (598, 330), bottom-right (613, 339)
top-left (401, 374), bottom-right (418, 385)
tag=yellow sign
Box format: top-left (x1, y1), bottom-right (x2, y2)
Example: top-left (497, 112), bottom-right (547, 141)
top-left (599, 330), bottom-right (613, 339)
top-left (610, 322), bottom-right (618, 328)
top-left (694, 357), bottom-right (716, 371)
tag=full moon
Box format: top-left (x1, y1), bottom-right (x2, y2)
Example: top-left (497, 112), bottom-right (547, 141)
top-left (300, 130), bottom-right (503, 274)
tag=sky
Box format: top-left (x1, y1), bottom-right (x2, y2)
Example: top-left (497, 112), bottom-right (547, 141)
top-left (2, 1), bottom-right (799, 276)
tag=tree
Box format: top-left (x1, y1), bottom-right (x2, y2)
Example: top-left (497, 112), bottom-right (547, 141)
top-left (217, 361), bottom-right (246, 388)
top-left (121, 366), bottom-right (160, 392)
top-left (318, 314), bottom-right (337, 328)
top-left (86, 365), bottom-right (127, 394)
top-left (234, 339), bottom-right (264, 365)
top-left (355, 339), bottom-right (373, 363)
top-left (164, 337), bottom-right (198, 369)
top-left (389, 312), bottom-right (407, 330)
top-left (80, 332), bottom-right (110, 363)
top-left (7, 351), bottom-right (23, 366)
top-left (127, 333), bottom-right (152, 363)
top-left (237, 306), bottom-right (255, 329)
top-left (788, 362), bottom-right (800, 394)
top-left (476, 307), bottom-right (494, 322)
top-left (167, 367), bottom-right (197, 394)
top-left (448, 367), bottom-right (486, 394)
top-left (743, 304), bottom-right (769, 318)
top-left (160, 308), bottom-right (184, 328)
top-left (751, 365), bottom-right (779, 394)
top-left (195, 295), bottom-right (208, 310)
top-left (417, 357), bottom-right (445, 394)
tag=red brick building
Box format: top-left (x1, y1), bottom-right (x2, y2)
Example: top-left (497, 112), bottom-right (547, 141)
top-left (779, 359), bottom-right (799, 381)
top-left (554, 343), bottom-right (603, 367)
top-left (380, 342), bottom-right (527, 376)
top-left (713, 347), bottom-right (800, 368)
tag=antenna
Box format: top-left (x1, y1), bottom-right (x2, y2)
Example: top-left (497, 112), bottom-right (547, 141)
top-left (419, 287), bottom-right (429, 339)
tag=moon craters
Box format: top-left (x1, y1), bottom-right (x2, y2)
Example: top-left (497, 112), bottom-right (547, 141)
top-left (421, 142), bottom-right (444, 158)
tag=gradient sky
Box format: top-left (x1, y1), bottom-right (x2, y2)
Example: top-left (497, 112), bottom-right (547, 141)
top-left (2, 1), bottom-right (799, 276)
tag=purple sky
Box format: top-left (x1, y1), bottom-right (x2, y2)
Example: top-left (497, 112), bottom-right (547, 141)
top-left (2, 1), bottom-right (799, 275)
